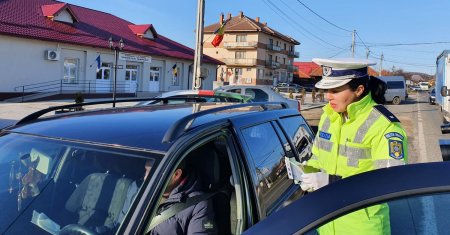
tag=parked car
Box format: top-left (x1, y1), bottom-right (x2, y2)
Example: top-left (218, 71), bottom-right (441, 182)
top-left (274, 83), bottom-right (302, 93)
top-left (409, 85), bottom-right (421, 91)
top-left (429, 87), bottom-right (436, 104)
top-left (0, 99), bottom-right (314, 234)
top-left (215, 85), bottom-right (301, 111)
top-left (378, 76), bottom-right (407, 105)
top-left (136, 89), bottom-right (253, 105)
top-left (245, 161), bottom-right (450, 234)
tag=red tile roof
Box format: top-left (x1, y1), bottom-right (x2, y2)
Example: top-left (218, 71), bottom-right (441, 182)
top-left (128, 24), bottom-right (158, 38)
top-left (41, 3), bottom-right (66, 17)
top-left (0, 0), bottom-right (222, 64)
top-left (295, 61), bottom-right (379, 78)
top-left (294, 62), bottom-right (321, 78)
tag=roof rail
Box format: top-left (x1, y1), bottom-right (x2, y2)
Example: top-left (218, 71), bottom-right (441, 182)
top-left (14, 97), bottom-right (218, 126)
top-left (162, 102), bottom-right (288, 143)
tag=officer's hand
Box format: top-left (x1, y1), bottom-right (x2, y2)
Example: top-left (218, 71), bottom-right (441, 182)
top-left (299, 172), bottom-right (329, 192)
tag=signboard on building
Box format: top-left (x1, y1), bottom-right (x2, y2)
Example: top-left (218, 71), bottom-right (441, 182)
top-left (119, 52), bottom-right (152, 63)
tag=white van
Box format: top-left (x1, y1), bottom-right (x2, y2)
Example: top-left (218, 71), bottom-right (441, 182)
top-left (378, 76), bottom-right (407, 105)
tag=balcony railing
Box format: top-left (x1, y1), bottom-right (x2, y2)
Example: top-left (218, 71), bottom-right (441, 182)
top-left (287, 65), bottom-right (299, 72)
top-left (223, 41), bottom-right (258, 49)
top-left (224, 58), bottom-right (257, 66)
top-left (265, 60), bottom-right (280, 69)
top-left (288, 51), bottom-right (300, 58)
top-left (267, 44), bottom-right (282, 52)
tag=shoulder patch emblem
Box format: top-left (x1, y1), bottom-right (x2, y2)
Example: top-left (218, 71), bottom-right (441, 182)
top-left (374, 105), bottom-right (400, 123)
top-left (385, 132), bottom-right (404, 140)
top-left (319, 131), bottom-right (332, 140)
top-left (389, 139), bottom-right (404, 159)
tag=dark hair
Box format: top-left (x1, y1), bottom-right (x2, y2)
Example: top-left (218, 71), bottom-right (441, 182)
top-left (347, 76), bottom-right (387, 104)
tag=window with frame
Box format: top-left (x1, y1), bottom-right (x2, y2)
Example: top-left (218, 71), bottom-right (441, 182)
top-left (241, 122), bottom-right (293, 215)
top-left (235, 51), bottom-right (246, 59)
top-left (258, 69), bottom-right (264, 79)
top-left (150, 67), bottom-right (160, 82)
top-left (125, 65), bottom-right (138, 81)
top-left (96, 63), bottom-right (111, 80)
top-left (236, 34), bottom-right (247, 42)
top-left (63, 59), bottom-right (78, 83)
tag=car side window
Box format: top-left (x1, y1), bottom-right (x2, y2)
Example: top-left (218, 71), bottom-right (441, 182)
top-left (279, 116), bottom-right (314, 162)
top-left (245, 89), bottom-right (269, 102)
top-left (241, 122), bottom-right (293, 216)
top-left (227, 88), bottom-right (242, 94)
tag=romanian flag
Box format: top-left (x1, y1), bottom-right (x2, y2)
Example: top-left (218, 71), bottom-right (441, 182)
top-left (211, 23), bottom-right (225, 47)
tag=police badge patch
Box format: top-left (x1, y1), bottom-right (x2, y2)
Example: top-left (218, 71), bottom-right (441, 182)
top-left (388, 139), bottom-right (404, 159)
top-left (323, 66), bottom-right (332, 76)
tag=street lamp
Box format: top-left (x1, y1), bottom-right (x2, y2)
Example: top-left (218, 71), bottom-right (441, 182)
top-left (108, 37), bottom-right (124, 107)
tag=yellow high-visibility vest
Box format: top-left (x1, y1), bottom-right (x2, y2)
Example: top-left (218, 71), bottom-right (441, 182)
top-left (307, 93), bottom-right (408, 235)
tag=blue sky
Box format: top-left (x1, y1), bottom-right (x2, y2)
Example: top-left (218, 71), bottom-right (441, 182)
top-left (64, 0), bottom-right (450, 75)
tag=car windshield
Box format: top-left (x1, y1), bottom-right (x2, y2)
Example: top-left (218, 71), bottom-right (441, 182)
top-left (0, 133), bottom-right (160, 234)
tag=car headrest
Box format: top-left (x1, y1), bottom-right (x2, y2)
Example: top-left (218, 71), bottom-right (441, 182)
top-left (188, 145), bottom-right (220, 191)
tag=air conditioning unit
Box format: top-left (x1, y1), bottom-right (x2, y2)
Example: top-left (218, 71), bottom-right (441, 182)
top-left (46, 50), bottom-right (60, 61)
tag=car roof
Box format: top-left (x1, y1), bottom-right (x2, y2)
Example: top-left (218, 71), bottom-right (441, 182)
top-left (217, 85), bottom-right (273, 90)
top-left (5, 102), bottom-right (290, 152)
top-left (159, 89), bottom-right (252, 101)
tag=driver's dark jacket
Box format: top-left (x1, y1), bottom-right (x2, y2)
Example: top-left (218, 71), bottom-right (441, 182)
top-left (149, 173), bottom-right (217, 235)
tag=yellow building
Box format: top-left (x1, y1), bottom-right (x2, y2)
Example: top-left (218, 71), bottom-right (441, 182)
top-left (204, 12), bottom-right (300, 86)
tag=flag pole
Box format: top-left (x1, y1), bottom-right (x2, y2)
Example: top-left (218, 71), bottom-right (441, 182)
top-left (192, 0), bottom-right (205, 90)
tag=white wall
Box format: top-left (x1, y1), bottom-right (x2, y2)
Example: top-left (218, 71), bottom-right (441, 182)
top-left (0, 35), bottom-right (217, 92)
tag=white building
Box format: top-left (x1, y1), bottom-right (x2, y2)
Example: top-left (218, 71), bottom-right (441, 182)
top-left (0, 0), bottom-right (222, 101)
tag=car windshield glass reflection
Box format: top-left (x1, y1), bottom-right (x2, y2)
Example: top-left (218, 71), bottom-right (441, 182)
top-left (0, 133), bottom-right (159, 234)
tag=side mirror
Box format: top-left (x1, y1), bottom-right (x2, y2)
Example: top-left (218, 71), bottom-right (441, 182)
top-left (441, 86), bottom-right (448, 97)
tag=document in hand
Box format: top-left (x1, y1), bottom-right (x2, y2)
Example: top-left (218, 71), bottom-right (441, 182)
top-left (285, 157), bottom-right (304, 181)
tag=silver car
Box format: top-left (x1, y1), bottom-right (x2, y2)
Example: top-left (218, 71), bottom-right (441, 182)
top-left (215, 85), bottom-right (301, 111)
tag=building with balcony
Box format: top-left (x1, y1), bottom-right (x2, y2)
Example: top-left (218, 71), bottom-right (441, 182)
top-left (203, 12), bottom-right (300, 86)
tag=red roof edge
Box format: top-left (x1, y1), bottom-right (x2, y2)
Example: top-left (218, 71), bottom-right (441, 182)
top-left (128, 24), bottom-right (158, 39)
top-left (41, 3), bottom-right (78, 22)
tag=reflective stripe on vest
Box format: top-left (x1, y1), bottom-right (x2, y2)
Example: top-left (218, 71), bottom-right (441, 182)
top-left (353, 109), bottom-right (381, 143)
top-left (315, 117), bottom-right (333, 152)
top-left (311, 154), bottom-right (319, 160)
top-left (314, 138), bottom-right (333, 152)
top-left (339, 144), bottom-right (371, 167)
top-left (374, 159), bottom-right (405, 169)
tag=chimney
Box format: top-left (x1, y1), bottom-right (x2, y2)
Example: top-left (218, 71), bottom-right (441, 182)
top-left (239, 11), bottom-right (243, 18)
top-left (219, 13), bottom-right (224, 24)
top-left (255, 17), bottom-right (260, 23)
top-left (226, 13), bottom-right (232, 20)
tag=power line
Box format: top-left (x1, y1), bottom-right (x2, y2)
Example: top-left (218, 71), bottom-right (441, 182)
top-left (263, 0), bottom-right (347, 50)
top-left (293, 0), bottom-right (352, 33)
top-left (279, 0), bottom-right (349, 38)
top-left (359, 41), bottom-right (450, 47)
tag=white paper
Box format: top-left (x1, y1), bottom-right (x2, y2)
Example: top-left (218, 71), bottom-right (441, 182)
top-left (31, 210), bottom-right (60, 235)
top-left (285, 157), bottom-right (304, 181)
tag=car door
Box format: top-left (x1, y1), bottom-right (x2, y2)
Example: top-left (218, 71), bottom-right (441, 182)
top-left (243, 161), bottom-right (450, 234)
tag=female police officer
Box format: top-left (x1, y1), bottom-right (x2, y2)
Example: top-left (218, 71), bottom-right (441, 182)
top-left (300, 58), bottom-right (408, 235)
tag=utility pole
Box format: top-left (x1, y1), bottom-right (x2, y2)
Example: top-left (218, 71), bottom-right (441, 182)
top-left (351, 30), bottom-right (356, 58)
top-left (192, 0), bottom-right (205, 90)
top-left (379, 53), bottom-right (384, 76)
top-left (366, 48), bottom-right (370, 59)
